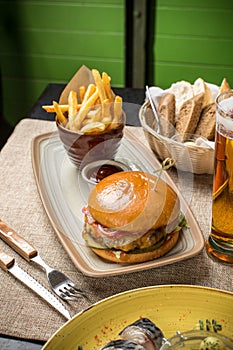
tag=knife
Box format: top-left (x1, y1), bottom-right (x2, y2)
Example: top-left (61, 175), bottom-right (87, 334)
top-left (0, 250), bottom-right (71, 320)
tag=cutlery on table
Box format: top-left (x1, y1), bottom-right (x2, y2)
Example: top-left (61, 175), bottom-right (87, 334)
top-left (0, 220), bottom-right (88, 302)
top-left (0, 250), bottom-right (71, 320)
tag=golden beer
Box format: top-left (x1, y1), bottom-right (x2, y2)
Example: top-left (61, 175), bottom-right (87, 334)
top-left (206, 91), bottom-right (233, 263)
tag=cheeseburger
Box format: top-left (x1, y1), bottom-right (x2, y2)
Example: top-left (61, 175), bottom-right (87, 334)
top-left (82, 171), bottom-right (186, 263)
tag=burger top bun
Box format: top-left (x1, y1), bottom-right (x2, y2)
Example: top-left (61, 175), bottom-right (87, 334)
top-left (88, 171), bottom-right (180, 233)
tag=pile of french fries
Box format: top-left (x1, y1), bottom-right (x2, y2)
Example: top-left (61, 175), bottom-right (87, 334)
top-left (42, 69), bottom-right (123, 134)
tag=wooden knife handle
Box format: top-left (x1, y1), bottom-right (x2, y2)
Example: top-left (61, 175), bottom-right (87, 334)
top-left (0, 220), bottom-right (37, 261)
top-left (0, 250), bottom-right (15, 272)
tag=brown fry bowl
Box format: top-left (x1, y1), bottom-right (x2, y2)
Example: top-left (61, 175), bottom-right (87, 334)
top-left (56, 116), bottom-right (125, 168)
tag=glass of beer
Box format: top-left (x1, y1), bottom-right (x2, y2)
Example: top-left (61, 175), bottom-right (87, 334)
top-left (206, 90), bottom-right (233, 263)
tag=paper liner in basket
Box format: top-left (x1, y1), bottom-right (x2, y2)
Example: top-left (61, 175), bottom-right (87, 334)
top-left (59, 65), bottom-right (95, 104)
top-left (146, 82), bottom-right (219, 120)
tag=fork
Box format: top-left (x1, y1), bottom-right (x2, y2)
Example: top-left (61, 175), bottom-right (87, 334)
top-left (0, 219), bottom-right (88, 302)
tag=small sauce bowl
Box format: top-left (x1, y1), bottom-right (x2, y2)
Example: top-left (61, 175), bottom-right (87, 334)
top-left (81, 159), bottom-right (130, 185)
top-left (161, 330), bottom-right (233, 350)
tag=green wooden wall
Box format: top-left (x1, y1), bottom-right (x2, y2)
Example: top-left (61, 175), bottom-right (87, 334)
top-left (1, 0), bottom-right (125, 125)
top-left (154, 0), bottom-right (233, 89)
top-left (1, 0), bottom-right (233, 126)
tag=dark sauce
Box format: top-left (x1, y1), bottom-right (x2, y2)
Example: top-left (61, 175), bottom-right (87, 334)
top-left (87, 164), bottom-right (124, 183)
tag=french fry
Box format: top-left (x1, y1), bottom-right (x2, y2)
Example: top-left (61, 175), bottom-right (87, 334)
top-left (96, 97), bottom-right (101, 105)
top-left (102, 72), bottom-right (115, 101)
top-left (65, 120), bottom-right (72, 130)
top-left (68, 90), bottom-right (78, 118)
top-left (42, 104), bottom-right (68, 113)
top-left (82, 84), bottom-right (96, 104)
top-left (81, 117), bottom-right (94, 127)
top-left (101, 98), bottom-right (112, 125)
top-left (44, 68), bottom-right (123, 133)
top-left (86, 106), bottom-right (102, 123)
top-left (113, 95), bottom-right (122, 124)
top-left (102, 116), bottom-right (112, 129)
top-left (74, 89), bottom-right (99, 129)
top-left (79, 86), bottom-right (86, 102)
top-left (53, 101), bottom-right (67, 124)
top-left (80, 122), bottom-right (106, 134)
top-left (92, 69), bottom-right (106, 103)
top-left (42, 104), bottom-right (81, 113)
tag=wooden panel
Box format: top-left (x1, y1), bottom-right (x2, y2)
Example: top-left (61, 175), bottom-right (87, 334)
top-left (1, 0), bottom-right (125, 125)
top-left (155, 37), bottom-right (232, 66)
top-left (156, 0), bottom-right (233, 10)
top-left (156, 8), bottom-right (233, 38)
top-left (1, 54), bottom-right (124, 83)
top-left (155, 64), bottom-right (233, 89)
top-left (14, 2), bottom-right (124, 32)
top-left (2, 30), bottom-right (124, 59)
top-left (153, 0), bottom-right (233, 87)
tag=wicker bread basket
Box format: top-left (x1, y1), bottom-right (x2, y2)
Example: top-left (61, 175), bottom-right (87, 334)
top-left (139, 100), bottom-right (214, 174)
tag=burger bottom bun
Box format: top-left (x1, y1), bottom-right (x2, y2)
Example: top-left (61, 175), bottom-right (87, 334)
top-left (91, 231), bottom-right (180, 264)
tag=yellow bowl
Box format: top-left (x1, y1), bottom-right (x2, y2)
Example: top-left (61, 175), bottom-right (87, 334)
top-left (42, 285), bottom-right (233, 350)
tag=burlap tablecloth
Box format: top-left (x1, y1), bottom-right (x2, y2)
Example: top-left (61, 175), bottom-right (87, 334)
top-left (0, 119), bottom-right (232, 342)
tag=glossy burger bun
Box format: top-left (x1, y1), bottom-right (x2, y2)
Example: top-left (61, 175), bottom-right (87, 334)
top-left (87, 171), bottom-right (181, 264)
top-left (88, 171), bottom-right (180, 233)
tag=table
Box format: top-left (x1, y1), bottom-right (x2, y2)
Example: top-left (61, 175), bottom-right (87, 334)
top-left (0, 85), bottom-right (145, 350)
top-left (0, 85), bottom-right (232, 350)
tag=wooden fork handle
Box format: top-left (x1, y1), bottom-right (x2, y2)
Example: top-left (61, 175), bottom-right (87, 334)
top-left (0, 220), bottom-right (37, 261)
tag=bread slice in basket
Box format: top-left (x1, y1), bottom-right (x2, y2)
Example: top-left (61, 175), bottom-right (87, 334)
top-left (158, 93), bottom-right (176, 137)
top-left (194, 77), bottom-right (231, 141)
top-left (149, 77), bottom-right (231, 142)
top-left (195, 102), bottom-right (216, 141)
top-left (219, 78), bottom-right (231, 94)
top-left (175, 93), bottom-right (204, 136)
top-left (193, 78), bottom-right (212, 108)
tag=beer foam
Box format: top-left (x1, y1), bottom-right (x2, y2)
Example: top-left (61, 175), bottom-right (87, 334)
top-left (217, 96), bottom-right (233, 134)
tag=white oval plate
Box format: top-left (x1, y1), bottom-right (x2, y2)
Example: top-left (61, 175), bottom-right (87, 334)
top-left (32, 128), bottom-right (204, 277)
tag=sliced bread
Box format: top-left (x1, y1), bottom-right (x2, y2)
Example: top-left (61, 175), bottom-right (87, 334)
top-left (169, 80), bottom-right (194, 118)
top-left (158, 93), bottom-right (176, 137)
top-left (195, 102), bottom-right (216, 141)
top-left (175, 93), bottom-right (204, 136)
top-left (219, 78), bottom-right (231, 94)
top-left (193, 77), bottom-right (212, 108)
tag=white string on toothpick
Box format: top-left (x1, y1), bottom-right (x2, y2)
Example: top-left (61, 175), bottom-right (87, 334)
top-left (153, 158), bottom-right (175, 191)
